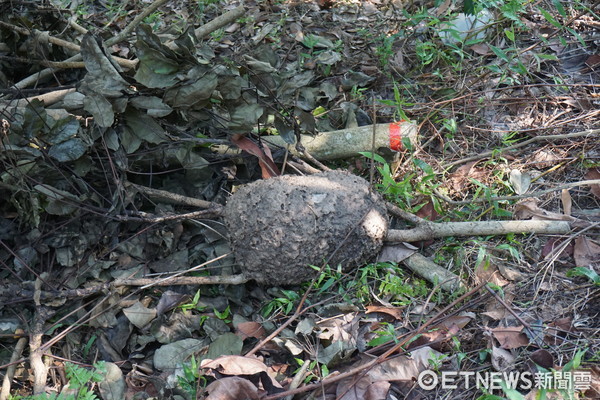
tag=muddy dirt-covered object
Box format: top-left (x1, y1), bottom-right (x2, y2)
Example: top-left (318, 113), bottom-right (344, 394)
top-left (224, 171), bottom-right (389, 285)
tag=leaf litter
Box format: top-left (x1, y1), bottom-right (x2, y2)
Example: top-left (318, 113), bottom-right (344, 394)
top-left (0, 0), bottom-right (599, 399)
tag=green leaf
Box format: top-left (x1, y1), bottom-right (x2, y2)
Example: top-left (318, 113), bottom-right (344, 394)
top-left (539, 8), bottom-right (562, 28)
top-left (205, 333), bottom-right (243, 360)
top-left (500, 381), bottom-right (526, 400)
top-left (123, 108), bottom-right (167, 144)
top-left (274, 114), bottom-right (296, 144)
top-left (22, 99), bottom-right (47, 138)
top-left (489, 44), bottom-right (510, 62)
top-left (367, 334), bottom-right (395, 347)
top-left (552, 0), bottom-right (566, 18)
top-left (359, 151), bottom-right (387, 164)
top-left (48, 138), bottom-right (88, 162)
top-left (563, 348), bottom-right (586, 371)
top-left (164, 72), bottom-right (218, 108)
top-left (504, 28), bottom-right (515, 42)
top-left (83, 93), bottom-right (114, 128)
top-left (463, 0), bottom-right (475, 15)
top-left (566, 267), bottom-right (600, 285)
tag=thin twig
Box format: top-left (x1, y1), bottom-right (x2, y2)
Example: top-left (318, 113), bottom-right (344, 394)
top-left (436, 179), bottom-right (600, 205)
top-left (443, 129), bottom-right (599, 169)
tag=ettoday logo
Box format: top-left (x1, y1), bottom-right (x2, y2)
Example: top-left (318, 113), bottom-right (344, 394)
top-left (417, 370), bottom-right (592, 392)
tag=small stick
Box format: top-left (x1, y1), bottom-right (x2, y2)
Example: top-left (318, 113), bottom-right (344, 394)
top-left (386, 220), bottom-right (572, 242)
top-left (0, 331), bottom-right (27, 400)
top-left (444, 128), bottom-right (600, 169)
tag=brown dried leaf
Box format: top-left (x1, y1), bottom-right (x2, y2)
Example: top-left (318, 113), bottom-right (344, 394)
top-left (531, 149), bottom-right (560, 168)
top-left (235, 321), bottom-right (266, 340)
top-left (530, 349), bottom-right (554, 369)
top-left (491, 346), bottom-right (515, 371)
top-left (205, 376), bottom-right (260, 400)
top-left (470, 43), bottom-right (491, 55)
top-left (365, 305), bottom-right (404, 320)
top-left (474, 263), bottom-right (509, 287)
top-left (583, 365), bottom-right (600, 399)
top-left (585, 54), bottom-right (600, 69)
top-left (376, 243), bottom-right (416, 263)
top-left (514, 199), bottom-right (574, 221)
top-left (541, 237), bottom-right (573, 259)
top-left (436, 314), bottom-right (473, 331)
top-left (585, 168), bottom-right (600, 199)
top-left (561, 189), bottom-right (572, 216)
top-left (415, 200), bottom-right (439, 221)
top-left (336, 376), bottom-right (372, 400)
top-left (492, 326), bottom-right (529, 349)
top-left (482, 291), bottom-right (515, 321)
top-left (201, 355), bottom-right (268, 375)
top-left (449, 161), bottom-right (483, 192)
top-left (318, 314), bottom-right (358, 343)
top-left (573, 236), bottom-right (600, 268)
top-left (367, 354), bottom-right (424, 381)
top-left (230, 134), bottom-right (280, 178)
top-left (543, 317), bottom-right (575, 346)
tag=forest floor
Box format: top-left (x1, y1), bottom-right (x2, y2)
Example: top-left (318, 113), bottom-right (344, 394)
top-left (0, 0), bottom-right (599, 399)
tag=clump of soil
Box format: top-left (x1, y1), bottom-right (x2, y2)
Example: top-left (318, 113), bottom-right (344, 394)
top-left (224, 170), bottom-right (389, 285)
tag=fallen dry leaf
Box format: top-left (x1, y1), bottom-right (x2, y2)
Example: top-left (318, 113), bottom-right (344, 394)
top-left (376, 243), bottom-right (416, 263)
top-left (205, 376), bottom-right (260, 400)
top-left (584, 167), bottom-right (600, 199)
top-left (482, 291), bottom-right (515, 321)
top-left (530, 349), bottom-right (554, 369)
top-left (365, 305), bottom-right (405, 320)
top-left (491, 346), bottom-right (515, 371)
top-left (561, 189), bottom-right (572, 216)
top-left (470, 43), bottom-right (492, 55)
top-left (541, 237), bottom-right (574, 259)
top-left (230, 134), bottom-right (280, 179)
top-left (531, 149), bottom-right (560, 167)
top-left (449, 161), bottom-right (486, 193)
top-left (201, 355), bottom-right (268, 375)
top-left (543, 317), bottom-right (575, 346)
top-left (336, 377), bottom-right (381, 399)
top-left (514, 199), bottom-right (575, 221)
top-left (474, 263), bottom-right (509, 287)
top-left (583, 365), bottom-right (600, 399)
top-left (367, 353), bottom-right (425, 381)
top-left (492, 326), bottom-right (529, 349)
top-left (510, 169), bottom-right (531, 195)
top-left (573, 236), bottom-right (600, 268)
top-left (235, 321), bottom-right (266, 340)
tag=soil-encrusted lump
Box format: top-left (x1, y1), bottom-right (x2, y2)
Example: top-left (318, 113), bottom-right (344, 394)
top-left (224, 171), bottom-right (389, 285)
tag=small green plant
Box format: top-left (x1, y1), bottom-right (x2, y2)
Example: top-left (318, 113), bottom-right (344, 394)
top-left (214, 305), bottom-right (231, 322)
top-left (356, 262), bottom-right (429, 305)
top-left (567, 267), bottom-right (600, 285)
top-left (179, 290), bottom-right (206, 312)
top-left (293, 359), bottom-right (329, 383)
top-left (374, 33), bottom-right (402, 69)
top-left (425, 348), bottom-right (448, 372)
top-left (12, 362), bottom-right (106, 400)
top-left (415, 41), bottom-right (439, 66)
top-left (359, 151), bottom-right (414, 208)
top-left (178, 355), bottom-right (207, 399)
top-left (210, 28), bottom-right (225, 42)
top-left (142, 11), bottom-right (164, 30)
top-left (367, 322), bottom-right (399, 347)
top-left (262, 290), bottom-right (300, 317)
top-left (349, 85), bottom-right (367, 101)
top-left (378, 82), bottom-right (412, 122)
top-left (451, 336), bottom-right (467, 365)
